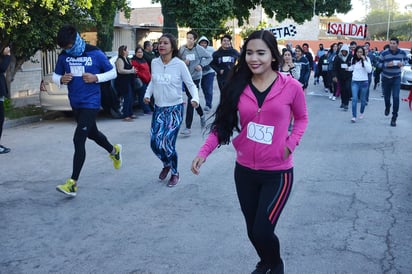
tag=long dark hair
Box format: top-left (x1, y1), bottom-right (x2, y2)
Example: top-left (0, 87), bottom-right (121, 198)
top-left (159, 33), bottom-right (179, 58)
top-left (210, 30), bottom-right (281, 145)
top-left (351, 46), bottom-right (366, 67)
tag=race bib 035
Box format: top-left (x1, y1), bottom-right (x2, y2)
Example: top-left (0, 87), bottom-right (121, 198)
top-left (246, 121), bottom-right (274, 145)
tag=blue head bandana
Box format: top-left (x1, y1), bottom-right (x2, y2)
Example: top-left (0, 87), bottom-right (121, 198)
top-left (65, 33), bottom-right (86, 57)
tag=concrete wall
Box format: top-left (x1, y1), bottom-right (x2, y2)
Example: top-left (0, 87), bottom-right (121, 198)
top-left (10, 52), bottom-right (42, 98)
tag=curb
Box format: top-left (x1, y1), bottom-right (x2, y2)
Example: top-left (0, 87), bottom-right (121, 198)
top-left (4, 115), bottom-right (43, 129)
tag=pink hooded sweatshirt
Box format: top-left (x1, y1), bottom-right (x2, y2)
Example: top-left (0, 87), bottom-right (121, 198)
top-left (197, 72), bottom-right (308, 171)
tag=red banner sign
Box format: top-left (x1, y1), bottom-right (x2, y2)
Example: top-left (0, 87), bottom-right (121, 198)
top-left (327, 22), bottom-right (367, 38)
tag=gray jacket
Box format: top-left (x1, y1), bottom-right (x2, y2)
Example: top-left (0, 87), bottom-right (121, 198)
top-left (179, 44), bottom-right (212, 81)
top-left (198, 36), bottom-right (216, 76)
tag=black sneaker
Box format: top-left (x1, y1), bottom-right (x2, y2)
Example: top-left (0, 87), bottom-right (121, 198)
top-left (251, 262), bottom-right (271, 274)
top-left (385, 105), bottom-right (391, 116)
top-left (251, 261), bottom-right (284, 274)
top-left (0, 145), bottom-right (10, 154)
top-left (390, 118), bottom-right (396, 127)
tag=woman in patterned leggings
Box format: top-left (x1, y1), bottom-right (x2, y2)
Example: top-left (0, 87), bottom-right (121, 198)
top-left (144, 33), bottom-right (199, 187)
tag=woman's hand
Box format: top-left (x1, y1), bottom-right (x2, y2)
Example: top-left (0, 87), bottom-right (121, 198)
top-left (143, 97), bottom-right (151, 104)
top-left (191, 157), bottom-right (205, 175)
top-left (283, 147), bottom-right (291, 159)
top-left (191, 101), bottom-right (199, 108)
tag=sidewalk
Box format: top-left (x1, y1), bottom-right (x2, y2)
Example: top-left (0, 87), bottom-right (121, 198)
top-left (4, 94), bottom-right (43, 129)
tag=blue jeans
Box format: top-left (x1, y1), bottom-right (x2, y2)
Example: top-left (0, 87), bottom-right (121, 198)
top-left (201, 72), bottom-right (215, 108)
top-left (351, 80), bottom-right (368, 118)
top-left (382, 76), bottom-right (401, 118)
top-left (137, 83), bottom-right (152, 113)
top-left (122, 86), bottom-right (134, 118)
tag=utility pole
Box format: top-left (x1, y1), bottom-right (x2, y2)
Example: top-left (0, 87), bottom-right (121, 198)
top-left (386, 0), bottom-right (391, 40)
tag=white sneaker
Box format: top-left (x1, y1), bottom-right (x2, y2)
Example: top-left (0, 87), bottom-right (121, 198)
top-left (332, 96), bottom-right (336, 101)
top-left (329, 94), bottom-right (333, 99)
top-left (359, 113), bottom-right (364, 119)
top-left (180, 128), bottom-right (191, 136)
top-left (351, 117), bottom-right (356, 123)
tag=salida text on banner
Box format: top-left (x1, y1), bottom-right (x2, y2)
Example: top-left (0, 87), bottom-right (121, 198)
top-left (327, 22), bottom-right (367, 38)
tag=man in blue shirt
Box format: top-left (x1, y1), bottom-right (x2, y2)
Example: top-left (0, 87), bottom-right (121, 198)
top-left (53, 25), bottom-right (122, 197)
top-left (377, 37), bottom-right (408, 127)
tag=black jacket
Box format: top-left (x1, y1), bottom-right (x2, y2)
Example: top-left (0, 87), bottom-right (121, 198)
top-left (332, 54), bottom-right (353, 81)
top-left (0, 55), bottom-right (11, 97)
top-left (210, 47), bottom-right (240, 81)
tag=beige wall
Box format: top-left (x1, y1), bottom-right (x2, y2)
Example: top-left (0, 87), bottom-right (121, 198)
top-left (10, 52), bottom-right (42, 98)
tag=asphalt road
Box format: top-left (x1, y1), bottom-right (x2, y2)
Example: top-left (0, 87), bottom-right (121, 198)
top-left (1, 79), bottom-right (411, 274)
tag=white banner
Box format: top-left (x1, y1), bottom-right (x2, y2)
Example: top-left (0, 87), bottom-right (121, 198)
top-left (327, 22), bottom-right (367, 38)
top-left (266, 25), bottom-right (297, 39)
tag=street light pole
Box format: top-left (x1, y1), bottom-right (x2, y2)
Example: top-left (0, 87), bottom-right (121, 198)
top-left (386, 0), bottom-right (391, 40)
top-left (313, 0), bottom-right (316, 17)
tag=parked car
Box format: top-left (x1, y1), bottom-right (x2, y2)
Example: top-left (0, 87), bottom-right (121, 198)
top-left (400, 48), bottom-right (412, 89)
top-left (39, 51), bottom-right (136, 118)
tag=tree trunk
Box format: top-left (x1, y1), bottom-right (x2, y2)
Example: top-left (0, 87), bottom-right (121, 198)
top-left (161, 1), bottom-right (178, 37)
top-left (5, 55), bottom-right (24, 99)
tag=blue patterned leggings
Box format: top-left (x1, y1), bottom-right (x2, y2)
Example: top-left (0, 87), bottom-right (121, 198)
top-left (150, 104), bottom-right (183, 175)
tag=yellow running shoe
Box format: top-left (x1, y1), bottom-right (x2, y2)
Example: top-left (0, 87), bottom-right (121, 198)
top-left (56, 178), bottom-right (77, 197)
top-left (109, 144), bottom-right (122, 169)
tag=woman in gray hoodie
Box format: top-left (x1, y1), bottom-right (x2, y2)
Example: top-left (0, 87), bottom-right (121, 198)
top-left (179, 30), bottom-right (212, 136)
top-left (198, 36), bottom-right (216, 111)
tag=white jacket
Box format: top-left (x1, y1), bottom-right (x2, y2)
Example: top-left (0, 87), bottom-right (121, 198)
top-left (145, 57), bottom-right (199, 107)
top-left (349, 58), bottom-right (372, 81)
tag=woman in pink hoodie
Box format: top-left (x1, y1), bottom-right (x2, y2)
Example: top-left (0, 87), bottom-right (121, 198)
top-left (191, 30), bottom-right (308, 274)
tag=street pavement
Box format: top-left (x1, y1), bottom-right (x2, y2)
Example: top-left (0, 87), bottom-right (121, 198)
top-left (1, 78), bottom-right (411, 274)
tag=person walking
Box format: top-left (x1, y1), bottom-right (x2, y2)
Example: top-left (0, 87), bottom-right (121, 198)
top-left (131, 45), bottom-right (152, 115)
top-left (178, 30), bottom-right (211, 136)
top-left (315, 49), bottom-right (331, 91)
top-left (210, 34), bottom-right (240, 92)
top-left (143, 41), bottom-right (156, 70)
top-left (349, 46), bottom-right (372, 123)
top-left (377, 37), bottom-right (408, 127)
top-left (0, 45), bottom-right (11, 154)
top-left (191, 30), bottom-right (308, 274)
top-left (326, 43), bottom-right (338, 99)
top-left (52, 25), bottom-right (122, 197)
top-left (198, 36), bottom-right (216, 112)
top-left (280, 49), bottom-right (299, 79)
top-left (332, 44), bottom-right (353, 109)
top-left (314, 43), bottom-right (325, 85)
top-left (115, 45), bottom-right (136, 121)
top-left (364, 44), bottom-right (376, 104)
top-left (144, 33), bottom-right (199, 187)
top-left (293, 45), bottom-right (310, 90)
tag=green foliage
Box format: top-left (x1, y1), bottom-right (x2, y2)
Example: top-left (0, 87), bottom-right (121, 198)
top-left (153, 0), bottom-right (352, 40)
top-left (0, 0), bottom-right (130, 91)
top-left (233, 0), bottom-right (351, 25)
top-left (3, 97), bottom-right (43, 119)
top-left (4, 104), bottom-right (45, 120)
top-left (240, 21), bottom-right (270, 40)
top-left (364, 10), bottom-right (412, 41)
top-left (90, 0), bottom-right (131, 51)
top-left (173, 0), bottom-right (233, 40)
top-left (3, 97), bottom-right (12, 112)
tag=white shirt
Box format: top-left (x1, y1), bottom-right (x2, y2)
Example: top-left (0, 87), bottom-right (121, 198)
top-left (349, 58), bottom-right (372, 81)
top-left (145, 57), bottom-right (199, 107)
